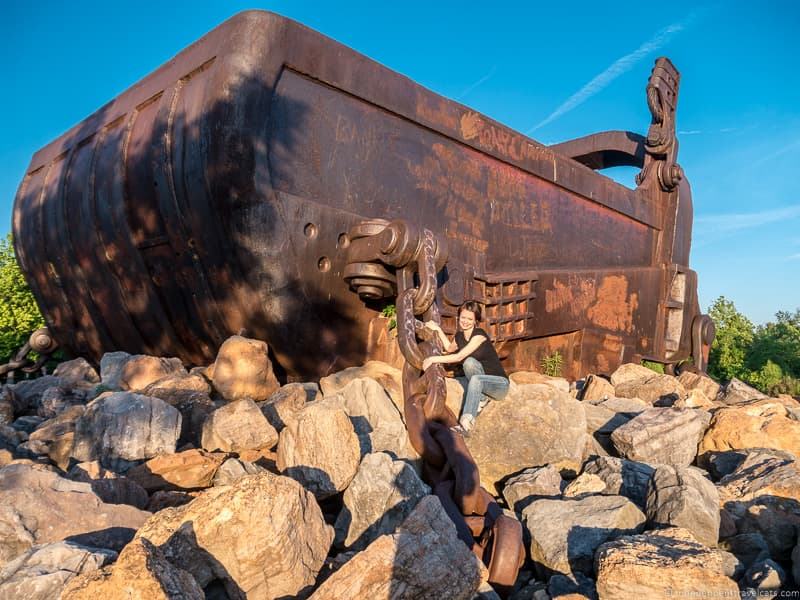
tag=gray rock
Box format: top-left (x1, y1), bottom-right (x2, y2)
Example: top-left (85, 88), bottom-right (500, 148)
top-left (151, 389), bottom-right (214, 448)
top-left (38, 386), bottom-right (87, 420)
top-left (212, 457), bottom-right (266, 487)
top-left (719, 378), bottom-right (768, 405)
top-left (503, 466), bottom-right (563, 514)
top-left (582, 456), bottom-right (655, 508)
top-left (609, 364), bottom-right (655, 387)
top-left (53, 358), bottom-right (100, 387)
top-left (99, 352), bottom-right (185, 392)
top-left (258, 382), bottom-right (313, 431)
top-left (0, 464), bottom-right (150, 566)
top-left (547, 572), bottom-right (597, 599)
top-left (201, 398), bottom-right (279, 453)
top-left (615, 374), bottom-right (686, 406)
top-left (719, 533), bottom-right (771, 570)
top-left (277, 397), bottom-right (361, 500)
top-left (466, 384), bottom-right (588, 495)
top-left (28, 405), bottom-right (86, 470)
top-left (9, 416), bottom-right (41, 434)
top-left (10, 376), bottom-right (65, 414)
top-left (610, 407), bottom-right (711, 467)
top-left (742, 559), bottom-right (786, 597)
top-left (310, 496), bottom-right (483, 600)
top-left (67, 461), bottom-right (150, 510)
top-left (677, 371), bottom-right (721, 401)
top-left (334, 452), bottom-right (430, 550)
top-left (792, 541), bottom-right (800, 592)
top-left (580, 374), bottom-right (615, 403)
top-left (717, 549), bottom-right (745, 581)
top-left (328, 378), bottom-right (409, 458)
top-left (645, 465), bottom-right (720, 547)
top-left (71, 392), bottom-right (181, 470)
top-left (521, 495), bottom-right (646, 577)
top-left (0, 541), bottom-right (115, 600)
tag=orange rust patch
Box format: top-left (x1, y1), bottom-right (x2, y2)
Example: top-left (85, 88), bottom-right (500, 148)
top-left (587, 276), bottom-right (638, 333)
top-left (544, 278), bottom-right (595, 316)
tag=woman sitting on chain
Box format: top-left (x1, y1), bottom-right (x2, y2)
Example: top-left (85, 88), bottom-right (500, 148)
top-left (422, 301), bottom-right (509, 432)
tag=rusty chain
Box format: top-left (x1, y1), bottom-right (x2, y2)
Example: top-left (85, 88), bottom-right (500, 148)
top-left (0, 328), bottom-right (59, 378)
top-left (345, 220), bottom-right (524, 596)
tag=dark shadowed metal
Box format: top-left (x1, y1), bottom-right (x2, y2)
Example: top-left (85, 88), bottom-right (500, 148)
top-left (12, 11), bottom-right (711, 380)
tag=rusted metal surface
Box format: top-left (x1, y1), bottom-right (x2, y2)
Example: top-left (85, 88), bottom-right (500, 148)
top-left (13, 10), bottom-right (710, 382)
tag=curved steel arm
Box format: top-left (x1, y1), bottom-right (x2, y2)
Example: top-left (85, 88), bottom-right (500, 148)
top-left (549, 130), bottom-right (646, 170)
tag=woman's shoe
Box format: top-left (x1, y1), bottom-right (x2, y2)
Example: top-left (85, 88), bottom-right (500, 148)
top-left (459, 414), bottom-right (475, 432)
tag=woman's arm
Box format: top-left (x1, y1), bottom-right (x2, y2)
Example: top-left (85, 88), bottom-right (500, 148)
top-left (422, 335), bottom-right (486, 370)
top-left (424, 321), bottom-right (457, 353)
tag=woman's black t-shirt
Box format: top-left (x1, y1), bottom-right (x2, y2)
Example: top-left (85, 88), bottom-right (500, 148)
top-left (454, 327), bottom-right (507, 378)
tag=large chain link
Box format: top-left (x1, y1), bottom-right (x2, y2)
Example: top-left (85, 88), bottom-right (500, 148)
top-left (385, 226), bottom-right (524, 596)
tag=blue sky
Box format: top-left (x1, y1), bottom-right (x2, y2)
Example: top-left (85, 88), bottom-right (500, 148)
top-left (2, 1), bottom-right (798, 324)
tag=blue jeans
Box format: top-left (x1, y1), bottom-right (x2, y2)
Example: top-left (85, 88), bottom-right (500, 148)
top-left (457, 357), bottom-right (509, 421)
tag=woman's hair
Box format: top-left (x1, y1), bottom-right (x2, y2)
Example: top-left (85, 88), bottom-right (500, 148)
top-left (458, 301), bottom-right (482, 322)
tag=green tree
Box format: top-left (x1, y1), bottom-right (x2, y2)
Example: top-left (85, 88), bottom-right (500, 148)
top-left (746, 309), bottom-right (800, 379)
top-left (707, 296), bottom-right (754, 381)
top-left (0, 234), bottom-right (44, 363)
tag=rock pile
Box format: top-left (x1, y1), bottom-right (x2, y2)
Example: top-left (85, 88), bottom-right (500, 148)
top-left (0, 342), bottom-right (798, 599)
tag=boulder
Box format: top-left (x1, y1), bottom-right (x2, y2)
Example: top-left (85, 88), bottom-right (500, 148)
top-left (719, 533), bottom-right (771, 571)
top-left (310, 496), bottom-right (484, 600)
top-left (615, 374), bottom-right (686, 406)
top-left (0, 541), bottom-right (116, 600)
top-left (277, 397), bottom-right (361, 499)
top-left (66, 461), bottom-right (149, 509)
top-left (0, 390), bottom-right (13, 426)
top-left (465, 384), bottom-right (587, 495)
top-left (61, 537), bottom-right (202, 600)
top-left (334, 452), bottom-right (430, 550)
top-left (677, 371), bottom-right (721, 401)
top-left (699, 400), bottom-right (800, 460)
top-left (579, 374), bottom-right (615, 402)
top-left (136, 472), bottom-right (333, 599)
top-left (522, 495), bottom-right (645, 577)
top-left (71, 392), bottom-right (181, 470)
top-left (145, 490), bottom-right (195, 513)
top-left (741, 559), bottom-right (786, 596)
top-left (208, 335), bottom-right (280, 402)
top-left (674, 388), bottom-right (714, 409)
top-left (10, 376), bottom-right (65, 414)
top-left (152, 390), bottom-right (215, 448)
top-left (327, 378), bottom-right (409, 457)
top-left (320, 360), bottom-right (402, 412)
top-left (37, 386), bottom-right (87, 420)
top-left (53, 358), bottom-right (100, 386)
top-left (610, 408), bottom-right (711, 468)
top-left (509, 371), bottom-right (570, 394)
top-left (793, 542), bottom-right (800, 592)
top-left (547, 572), bottom-right (597, 599)
top-left (212, 457), bottom-right (266, 487)
top-left (142, 372), bottom-right (211, 396)
top-left (580, 457), bottom-right (655, 509)
top-left (201, 399), bottom-right (278, 453)
top-left (609, 364), bottom-right (656, 387)
top-left (258, 382), bottom-right (315, 431)
top-left (563, 473), bottom-right (608, 498)
top-left (502, 466), bottom-right (563, 514)
top-left (0, 464), bottom-right (150, 565)
top-left (716, 451), bottom-right (800, 508)
top-left (644, 465), bottom-right (720, 547)
top-left (719, 378), bottom-right (768, 405)
top-left (594, 528), bottom-right (739, 598)
top-left (735, 499), bottom-right (800, 561)
top-left (99, 352), bottom-right (186, 392)
top-left (717, 549), bottom-right (745, 581)
top-left (126, 449), bottom-right (228, 492)
top-left (28, 405), bottom-right (85, 470)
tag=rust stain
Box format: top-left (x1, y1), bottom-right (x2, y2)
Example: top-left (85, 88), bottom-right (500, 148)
top-left (544, 278), bottom-right (595, 315)
top-left (587, 276), bottom-right (638, 333)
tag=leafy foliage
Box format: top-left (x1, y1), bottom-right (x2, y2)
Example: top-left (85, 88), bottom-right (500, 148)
top-left (707, 296), bottom-right (800, 396)
top-left (0, 234), bottom-right (44, 363)
top-left (707, 296), bottom-right (754, 382)
top-left (642, 360), bottom-right (665, 374)
top-left (380, 303), bottom-right (397, 330)
top-left (540, 351), bottom-right (563, 378)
